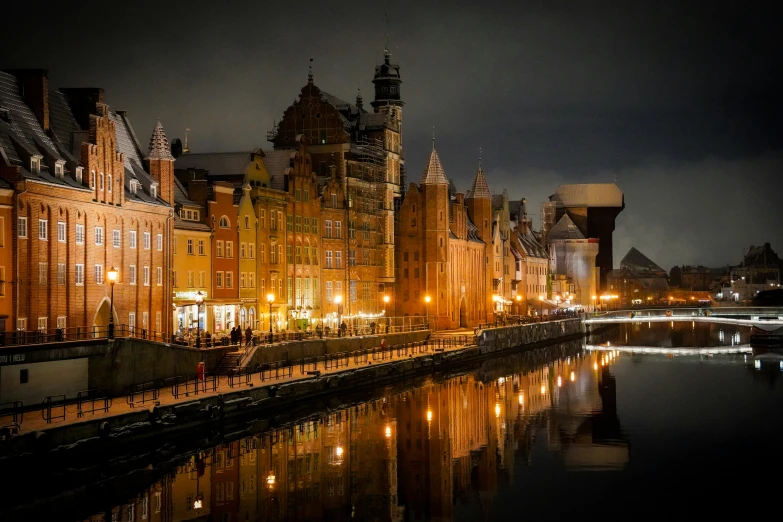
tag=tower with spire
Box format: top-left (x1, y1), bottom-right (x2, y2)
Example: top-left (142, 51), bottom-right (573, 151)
top-left (371, 47), bottom-right (403, 118)
top-left (146, 120), bottom-right (175, 205)
top-left (466, 152), bottom-right (495, 323)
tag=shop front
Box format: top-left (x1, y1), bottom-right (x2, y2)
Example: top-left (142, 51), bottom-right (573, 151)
top-left (211, 300), bottom-right (240, 334)
top-left (173, 291), bottom-right (208, 336)
top-left (239, 301), bottom-right (258, 331)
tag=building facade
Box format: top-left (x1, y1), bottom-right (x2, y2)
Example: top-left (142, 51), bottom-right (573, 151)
top-left (394, 145), bottom-right (489, 329)
top-left (0, 70), bottom-right (174, 339)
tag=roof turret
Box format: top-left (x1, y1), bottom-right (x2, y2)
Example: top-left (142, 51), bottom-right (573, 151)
top-left (146, 120), bottom-right (174, 161)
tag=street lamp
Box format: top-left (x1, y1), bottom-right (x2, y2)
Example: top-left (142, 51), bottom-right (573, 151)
top-left (591, 295), bottom-right (597, 313)
top-left (266, 293), bottom-right (275, 339)
top-left (515, 294), bottom-right (522, 317)
top-left (383, 295), bottom-right (390, 333)
top-left (195, 291), bottom-right (204, 348)
top-left (335, 294), bottom-right (343, 336)
top-left (107, 267), bottom-right (118, 339)
top-left (538, 294), bottom-right (544, 317)
top-left (424, 295), bottom-right (431, 330)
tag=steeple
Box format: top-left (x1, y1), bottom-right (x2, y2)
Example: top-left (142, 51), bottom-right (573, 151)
top-left (421, 146), bottom-right (448, 185)
top-left (466, 150), bottom-right (491, 200)
top-left (146, 120), bottom-right (174, 160)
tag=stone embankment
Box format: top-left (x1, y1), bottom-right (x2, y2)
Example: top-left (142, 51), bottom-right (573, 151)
top-left (0, 319), bottom-right (592, 463)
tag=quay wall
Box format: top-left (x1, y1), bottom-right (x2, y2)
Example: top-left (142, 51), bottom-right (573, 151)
top-left (0, 319), bottom-right (591, 462)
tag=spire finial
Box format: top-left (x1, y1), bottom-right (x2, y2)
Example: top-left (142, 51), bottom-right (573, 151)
top-left (432, 126), bottom-right (436, 150)
top-left (184, 127), bottom-right (190, 154)
top-left (308, 58), bottom-right (313, 85)
top-left (479, 146), bottom-right (482, 169)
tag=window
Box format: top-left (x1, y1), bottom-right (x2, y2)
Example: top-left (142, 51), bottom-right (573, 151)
top-left (187, 270), bottom-right (194, 287)
top-left (331, 193), bottom-right (337, 207)
top-left (75, 264), bottom-right (85, 285)
top-left (295, 189), bottom-right (301, 201)
top-left (57, 316), bottom-right (66, 329)
top-left (287, 214), bottom-right (293, 232)
top-left (270, 243), bottom-right (276, 264)
top-left (129, 265), bottom-right (137, 285)
top-left (325, 220), bottom-right (332, 238)
top-left (335, 221), bottom-right (342, 239)
top-left (216, 271), bottom-right (223, 288)
top-left (216, 240), bottom-right (223, 257)
top-left (142, 311), bottom-right (149, 330)
top-left (31, 157), bottom-right (41, 173)
top-left (240, 243), bottom-right (246, 258)
top-left (143, 266), bottom-right (150, 286)
top-left (240, 272), bottom-right (246, 288)
top-left (362, 222), bottom-right (370, 240)
top-left (157, 234), bottom-right (163, 251)
top-left (335, 251), bottom-right (342, 269)
top-left (244, 215), bottom-right (250, 229)
top-left (198, 271), bottom-right (205, 287)
top-left (226, 241), bottom-right (234, 258)
top-left (348, 221), bottom-right (355, 239)
top-left (198, 239), bottom-right (205, 256)
top-left (76, 225), bottom-right (85, 245)
top-left (57, 263), bottom-right (65, 285)
top-left (304, 189), bottom-right (309, 202)
top-left (248, 272), bottom-right (255, 288)
top-left (108, 174), bottom-right (112, 192)
top-left (414, 267), bottom-right (419, 278)
top-left (326, 281), bottom-right (333, 302)
top-left (156, 267), bottom-right (163, 286)
top-left (219, 216), bottom-right (230, 228)
top-left (295, 215), bottom-right (302, 232)
top-left (259, 209), bottom-right (265, 228)
top-left (95, 226), bottom-right (103, 246)
top-left (143, 232), bottom-right (150, 250)
top-left (75, 168), bottom-right (82, 184)
top-left (270, 211), bottom-right (277, 231)
top-left (113, 229), bottom-right (121, 248)
top-left (156, 312), bottom-right (162, 333)
top-left (277, 245), bottom-right (283, 264)
top-left (172, 270), bottom-right (178, 287)
top-left (18, 217), bottom-right (28, 238)
top-left (90, 171), bottom-right (95, 189)
top-left (39, 219), bottom-right (48, 240)
top-left (248, 243), bottom-right (255, 259)
top-left (95, 264), bottom-right (104, 284)
top-left (128, 313), bottom-right (136, 329)
top-left (173, 238), bottom-right (178, 255)
top-left (16, 318), bottom-right (26, 331)
top-left (286, 245), bottom-right (293, 264)
top-left (99, 172), bottom-right (104, 190)
top-left (150, 185), bottom-right (157, 199)
top-left (226, 272), bottom-right (233, 288)
top-left (187, 239), bottom-right (194, 255)
top-left (57, 222), bottom-right (66, 242)
top-left (38, 317), bottom-right (47, 331)
top-left (348, 250), bottom-right (356, 267)
top-left (38, 262), bottom-right (47, 285)
top-left (129, 230), bottom-right (137, 249)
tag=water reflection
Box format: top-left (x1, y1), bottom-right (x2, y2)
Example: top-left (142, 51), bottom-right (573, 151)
top-left (76, 345), bottom-right (623, 522)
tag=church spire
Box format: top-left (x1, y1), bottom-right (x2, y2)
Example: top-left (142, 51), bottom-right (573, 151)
top-left (421, 139), bottom-right (448, 185)
top-left (466, 155), bottom-right (491, 200)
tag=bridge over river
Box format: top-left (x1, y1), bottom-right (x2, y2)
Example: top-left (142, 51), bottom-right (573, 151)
top-left (583, 307), bottom-right (783, 333)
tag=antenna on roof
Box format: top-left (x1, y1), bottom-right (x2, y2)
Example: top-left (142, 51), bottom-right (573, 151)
top-left (479, 146), bottom-right (482, 169)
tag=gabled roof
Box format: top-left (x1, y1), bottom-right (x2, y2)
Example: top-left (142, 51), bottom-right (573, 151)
top-left (548, 213), bottom-right (586, 240)
top-left (466, 167), bottom-right (491, 199)
top-left (420, 147), bottom-right (448, 185)
top-left (620, 247), bottom-right (665, 273)
top-left (466, 215), bottom-right (485, 244)
top-left (262, 149), bottom-right (294, 191)
top-left (550, 183), bottom-right (623, 208)
top-left (518, 230), bottom-right (548, 258)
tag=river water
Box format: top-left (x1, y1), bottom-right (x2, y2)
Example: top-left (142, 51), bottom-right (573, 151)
top-left (7, 322), bottom-right (783, 521)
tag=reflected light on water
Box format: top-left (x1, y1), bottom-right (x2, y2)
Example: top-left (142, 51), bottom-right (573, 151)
top-left (385, 426), bottom-right (392, 438)
top-left (495, 403), bottom-right (501, 417)
top-left (557, 376), bottom-right (562, 387)
top-left (518, 393), bottom-right (524, 405)
top-left (594, 362), bottom-right (599, 370)
top-left (570, 371), bottom-right (575, 382)
top-left (541, 384), bottom-right (546, 394)
top-left (426, 409), bottom-right (433, 422)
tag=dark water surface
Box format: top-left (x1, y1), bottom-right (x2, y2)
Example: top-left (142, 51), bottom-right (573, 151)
top-left (8, 322), bottom-right (783, 521)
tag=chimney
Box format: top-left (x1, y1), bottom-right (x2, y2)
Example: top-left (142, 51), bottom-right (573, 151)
top-left (187, 178), bottom-right (208, 210)
top-left (8, 69), bottom-right (50, 132)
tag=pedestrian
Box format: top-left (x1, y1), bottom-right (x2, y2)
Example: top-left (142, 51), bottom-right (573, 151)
top-left (245, 326), bottom-right (253, 347)
top-left (340, 321), bottom-right (347, 338)
top-left (230, 326), bottom-right (237, 345)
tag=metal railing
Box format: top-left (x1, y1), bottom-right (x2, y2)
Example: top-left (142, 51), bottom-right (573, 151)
top-left (0, 401), bottom-right (23, 427)
top-left (0, 324), bottom-right (170, 347)
top-left (41, 395), bottom-right (67, 424)
top-left (126, 381), bottom-right (160, 408)
top-left (77, 388), bottom-right (111, 417)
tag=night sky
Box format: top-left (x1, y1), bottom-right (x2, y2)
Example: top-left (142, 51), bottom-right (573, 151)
top-left (3, 0), bottom-right (781, 270)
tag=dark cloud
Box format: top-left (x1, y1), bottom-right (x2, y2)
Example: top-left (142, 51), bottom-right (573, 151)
top-left (3, 0), bottom-right (781, 268)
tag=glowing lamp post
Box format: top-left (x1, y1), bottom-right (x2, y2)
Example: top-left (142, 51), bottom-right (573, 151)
top-left (424, 295), bottom-right (431, 330)
top-left (515, 294), bottom-right (522, 317)
top-left (591, 295), bottom-right (597, 313)
top-left (107, 267), bottom-right (118, 339)
top-left (266, 293), bottom-right (275, 339)
top-left (195, 291), bottom-right (204, 348)
top-left (538, 294), bottom-right (544, 317)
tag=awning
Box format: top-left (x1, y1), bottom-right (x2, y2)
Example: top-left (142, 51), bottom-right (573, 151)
top-left (527, 298), bottom-right (559, 310)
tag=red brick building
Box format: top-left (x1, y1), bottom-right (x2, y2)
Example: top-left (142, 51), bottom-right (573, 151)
top-left (207, 182), bottom-right (240, 333)
top-left (0, 70), bottom-right (174, 339)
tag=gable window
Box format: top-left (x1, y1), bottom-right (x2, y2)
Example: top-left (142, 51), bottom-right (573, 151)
top-left (244, 216), bottom-right (250, 229)
top-left (31, 157), bottom-right (41, 174)
top-left (219, 216), bottom-right (230, 228)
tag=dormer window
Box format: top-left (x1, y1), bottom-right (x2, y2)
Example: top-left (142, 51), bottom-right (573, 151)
top-left (151, 185), bottom-right (157, 199)
top-left (31, 157), bottom-right (40, 174)
top-left (54, 162), bottom-right (64, 178)
top-left (75, 167), bottom-right (83, 184)
top-left (130, 180), bottom-right (139, 194)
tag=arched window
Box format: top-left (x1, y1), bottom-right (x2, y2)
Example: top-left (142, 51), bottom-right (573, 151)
top-left (240, 307), bottom-right (247, 328)
top-left (249, 307), bottom-right (256, 329)
top-left (219, 216), bottom-right (230, 228)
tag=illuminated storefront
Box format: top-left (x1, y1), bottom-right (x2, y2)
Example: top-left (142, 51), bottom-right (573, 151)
top-left (173, 291), bottom-right (208, 334)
